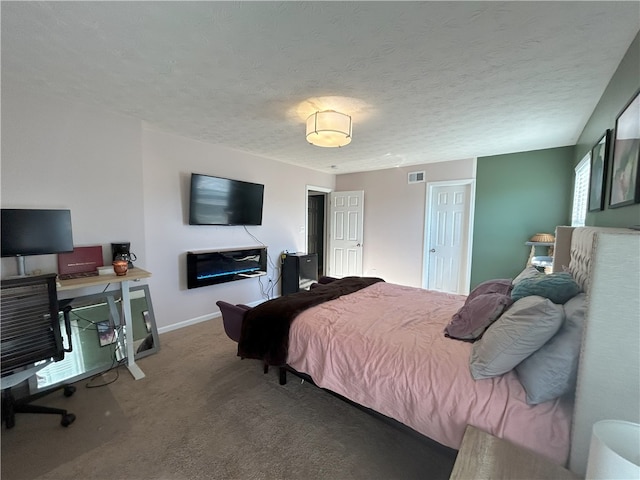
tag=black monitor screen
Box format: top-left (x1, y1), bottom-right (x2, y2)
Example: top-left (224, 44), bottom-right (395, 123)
top-left (1, 209), bottom-right (74, 257)
top-left (189, 173), bottom-right (264, 226)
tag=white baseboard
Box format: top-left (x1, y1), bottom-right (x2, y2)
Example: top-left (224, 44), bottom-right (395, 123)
top-left (157, 313), bottom-right (218, 335)
top-left (156, 298), bottom-right (268, 335)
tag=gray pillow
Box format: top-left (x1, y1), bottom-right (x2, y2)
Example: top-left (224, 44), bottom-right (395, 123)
top-left (445, 293), bottom-right (513, 340)
top-left (512, 266), bottom-right (540, 285)
top-left (470, 296), bottom-right (565, 379)
top-left (515, 293), bottom-right (587, 404)
top-left (511, 271), bottom-right (581, 305)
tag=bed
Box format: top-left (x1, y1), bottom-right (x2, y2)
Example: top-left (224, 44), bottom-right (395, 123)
top-left (218, 226), bottom-right (640, 475)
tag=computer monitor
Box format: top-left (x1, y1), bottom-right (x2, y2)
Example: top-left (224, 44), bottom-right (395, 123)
top-left (1, 208), bottom-right (74, 276)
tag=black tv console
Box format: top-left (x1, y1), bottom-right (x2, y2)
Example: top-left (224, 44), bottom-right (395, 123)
top-left (186, 247), bottom-right (267, 289)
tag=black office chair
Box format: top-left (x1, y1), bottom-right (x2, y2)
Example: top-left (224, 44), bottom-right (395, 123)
top-left (1, 274), bottom-right (76, 429)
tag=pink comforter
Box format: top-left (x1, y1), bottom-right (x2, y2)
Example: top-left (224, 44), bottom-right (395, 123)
top-left (287, 282), bottom-right (572, 465)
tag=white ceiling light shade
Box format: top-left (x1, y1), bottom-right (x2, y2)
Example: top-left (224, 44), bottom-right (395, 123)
top-left (306, 110), bottom-right (352, 147)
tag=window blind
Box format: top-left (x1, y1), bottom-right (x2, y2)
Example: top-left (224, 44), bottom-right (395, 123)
top-left (572, 153), bottom-right (591, 227)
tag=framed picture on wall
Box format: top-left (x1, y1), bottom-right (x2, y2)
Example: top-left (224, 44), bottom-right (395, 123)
top-left (589, 130), bottom-right (610, 211)
top-left (609, 90), bottom-right (640, 208)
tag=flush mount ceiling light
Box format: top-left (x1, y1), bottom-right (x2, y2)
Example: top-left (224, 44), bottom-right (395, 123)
top-left (306, 110), bottom-right (352, 147)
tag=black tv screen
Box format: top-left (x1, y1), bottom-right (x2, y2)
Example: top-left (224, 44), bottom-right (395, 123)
top-left (1, 208), bottom-right (74, 257)
top-left (189, 173), bottom-right (264, 226)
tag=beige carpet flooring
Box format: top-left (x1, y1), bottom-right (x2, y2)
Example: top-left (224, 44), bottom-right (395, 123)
top-left (1, 319), bottom-right (456, 480)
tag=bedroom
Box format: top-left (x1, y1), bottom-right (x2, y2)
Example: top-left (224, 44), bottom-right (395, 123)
top-left (1, 2), bottom-right (638, 333)
top-left (1, 2), bottom-right (639, 478)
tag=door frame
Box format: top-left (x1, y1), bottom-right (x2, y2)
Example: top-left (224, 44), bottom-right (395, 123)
top-left (306, 185), bottom-right (331, 276)
top-left (422, 179), bottom-right (476, 294)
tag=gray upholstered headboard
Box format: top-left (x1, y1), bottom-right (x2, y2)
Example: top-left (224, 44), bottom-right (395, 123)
top-left (554, 226), bottom-right (632, 292)
top-left (553, 226), bottom-right (640, 475)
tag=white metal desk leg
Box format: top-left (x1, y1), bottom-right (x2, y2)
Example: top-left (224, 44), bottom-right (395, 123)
top-left (121, 279), bottom-right (145, 380)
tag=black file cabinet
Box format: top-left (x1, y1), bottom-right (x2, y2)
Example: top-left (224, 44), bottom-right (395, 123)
top-left (282, 253), bottom-right (318, 295)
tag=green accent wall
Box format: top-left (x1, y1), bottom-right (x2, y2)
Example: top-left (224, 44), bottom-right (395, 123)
top-left (471, 146), bottom-right (574, 288)
top-left (470, 32), bottom-right (640, 288)
top-left (576, 31), bottom-right (640, 227)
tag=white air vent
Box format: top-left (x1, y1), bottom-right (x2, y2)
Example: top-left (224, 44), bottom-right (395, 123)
top-left (408, 171), bottom-right (425, 184)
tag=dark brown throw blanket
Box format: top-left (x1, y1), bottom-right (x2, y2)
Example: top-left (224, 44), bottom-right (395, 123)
top-left (237, 276), bottom-right (384, 365)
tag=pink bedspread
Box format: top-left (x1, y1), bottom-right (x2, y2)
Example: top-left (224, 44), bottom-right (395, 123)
top-left (287, 282), bottom-right (572, 465)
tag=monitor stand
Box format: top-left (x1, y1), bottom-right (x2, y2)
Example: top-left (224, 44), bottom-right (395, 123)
top-left (16, 256), bottom-right (27, 277)
top-left (3, 257), bottom-right (30, 280)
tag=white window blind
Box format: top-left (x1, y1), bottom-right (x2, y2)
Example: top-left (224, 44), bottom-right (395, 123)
top-left (572, 153), bottom-right (591, 227)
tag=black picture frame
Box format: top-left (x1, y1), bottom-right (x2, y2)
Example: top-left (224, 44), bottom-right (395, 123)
top-left (609, 90), bottom-right (640, 208)
top-left (96, 321), bottom-right (116, 347)
top-left (589, 130), bottom-right (610, 211)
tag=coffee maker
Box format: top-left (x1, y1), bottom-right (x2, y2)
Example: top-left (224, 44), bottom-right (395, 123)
top-left (111, 242), bottom-right (137, 268)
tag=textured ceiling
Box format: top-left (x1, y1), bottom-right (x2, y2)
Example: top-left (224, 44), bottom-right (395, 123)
top-left (2, 2), bottom-right (639, 174)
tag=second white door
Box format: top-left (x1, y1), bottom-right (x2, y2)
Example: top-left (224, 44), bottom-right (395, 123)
top-left (424, 182), bottom-right (473, 294)
top-left (327, 190), bottom-right (364, 278)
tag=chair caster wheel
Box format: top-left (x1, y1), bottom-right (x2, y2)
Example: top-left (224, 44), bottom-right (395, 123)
top-left (61, 413), bottom-right (76, 427)
top-left (63, 386), bottom-right (76, 397)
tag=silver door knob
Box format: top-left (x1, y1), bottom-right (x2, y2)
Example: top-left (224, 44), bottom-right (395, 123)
top-left (429, 248), bottom-right (436, 253)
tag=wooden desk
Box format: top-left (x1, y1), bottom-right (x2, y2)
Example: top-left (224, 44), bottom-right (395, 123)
top-left (57, 268), bottom-right (152, 380)
top-left (450, 425), bottom-right (579, 480)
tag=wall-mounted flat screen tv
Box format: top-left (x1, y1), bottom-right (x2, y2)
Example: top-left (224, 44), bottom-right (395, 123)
top-left (189, 173), bottom-right (264, 226)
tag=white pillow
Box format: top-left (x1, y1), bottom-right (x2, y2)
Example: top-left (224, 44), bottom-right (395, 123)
top-left (470, 296), bottom-right (565, 379)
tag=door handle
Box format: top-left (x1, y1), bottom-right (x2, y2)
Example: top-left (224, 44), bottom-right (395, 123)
top-left (429, 248), bottom-right (436, 253)
top-left (356, 243), bottom-right (361, 247)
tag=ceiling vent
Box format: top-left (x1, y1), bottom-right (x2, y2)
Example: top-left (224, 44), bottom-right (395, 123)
top-left (408, 171), bottom-right (425, 184)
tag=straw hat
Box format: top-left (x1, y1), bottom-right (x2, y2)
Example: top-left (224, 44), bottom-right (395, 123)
top-left (530, 233), bottom-right (555, 243)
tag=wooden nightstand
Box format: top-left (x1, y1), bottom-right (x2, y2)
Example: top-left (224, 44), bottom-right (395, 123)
top-left (449, 425), bottom-right (580, 479)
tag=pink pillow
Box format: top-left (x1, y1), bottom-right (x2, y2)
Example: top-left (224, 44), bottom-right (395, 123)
top-left (445, 293), bottom-right (513, 341)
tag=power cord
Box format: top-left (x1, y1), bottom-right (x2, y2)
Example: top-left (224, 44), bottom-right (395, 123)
top-left (243, 226), bottom-right (282, 299)
top-left (62, 305), bottom-right (126, 389)
top-left (85, 324), bottom-right (126, 388)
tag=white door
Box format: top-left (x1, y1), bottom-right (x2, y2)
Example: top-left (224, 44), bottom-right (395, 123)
top-left (423, 182), bottom-right (474, 294)
top-left (327, 190), bottom-right (364, 278)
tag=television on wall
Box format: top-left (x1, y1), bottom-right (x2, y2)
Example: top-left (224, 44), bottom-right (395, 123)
top-left (189, 173), bottom-right (264, 226)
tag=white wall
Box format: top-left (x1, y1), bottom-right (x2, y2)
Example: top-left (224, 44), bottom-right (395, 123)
top-left (141, 129), bottom-right (334, 330)
top-left (1, 87), bottom-right (145, 286)
top-left (336, 159), bottom-right (475, 287)
top-left (1, 85), bottom-right (335, 331)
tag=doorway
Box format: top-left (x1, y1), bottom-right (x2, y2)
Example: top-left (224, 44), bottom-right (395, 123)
top-left (306, 186), bottom-right (331, 277)
top-left (306, 187), bottom-right (365, 279)
top-left (307, 193), bottom-right (325, 277)
top-left (422, 180), bottom-right (475, 294)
